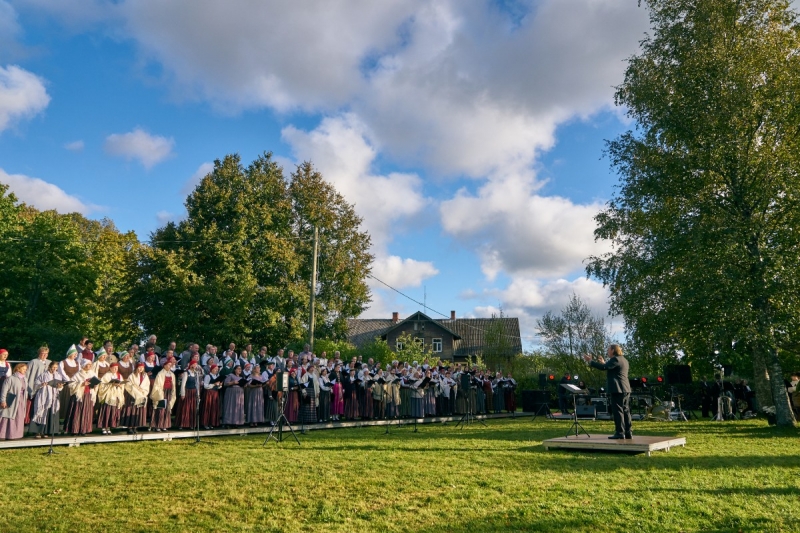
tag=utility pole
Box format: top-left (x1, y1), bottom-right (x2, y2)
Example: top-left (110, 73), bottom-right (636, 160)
top-left (309, 225), bottom-right (319, 351)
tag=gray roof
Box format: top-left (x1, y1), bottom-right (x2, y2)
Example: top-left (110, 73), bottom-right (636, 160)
top-left (347, 312), bottom-right (522, 358)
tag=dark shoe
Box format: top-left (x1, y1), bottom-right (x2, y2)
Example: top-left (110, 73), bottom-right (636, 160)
top-left (608, 434), bottom-right (624, 440)
top-left (624, 433), bottom-right (633, 439)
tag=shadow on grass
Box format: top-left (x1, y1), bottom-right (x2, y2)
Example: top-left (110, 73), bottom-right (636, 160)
top-left (412, 509), bottom-right (776, 533)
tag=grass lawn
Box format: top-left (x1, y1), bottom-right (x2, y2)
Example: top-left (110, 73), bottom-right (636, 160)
top-left (0, 417), bottom-right (797, 532)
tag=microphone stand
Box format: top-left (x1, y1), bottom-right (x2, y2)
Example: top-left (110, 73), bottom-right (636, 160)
top-left (191, 380), bottom-right (213, 446)
top-left (44, 382), bottom-right (62, 456)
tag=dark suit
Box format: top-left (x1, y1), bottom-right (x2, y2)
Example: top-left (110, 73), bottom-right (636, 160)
top-left (590, 355), bottom-right (632, 436)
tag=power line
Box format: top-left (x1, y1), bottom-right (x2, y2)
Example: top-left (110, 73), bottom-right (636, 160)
top-left (366, 273), bottom-right (528, 344)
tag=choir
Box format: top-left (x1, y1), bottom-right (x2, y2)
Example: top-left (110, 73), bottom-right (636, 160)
top-left (0, 342), bottom-right (518, 441)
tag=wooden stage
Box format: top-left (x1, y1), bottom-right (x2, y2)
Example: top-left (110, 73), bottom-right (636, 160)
top-left (542, 434), bottom-right (686, 457)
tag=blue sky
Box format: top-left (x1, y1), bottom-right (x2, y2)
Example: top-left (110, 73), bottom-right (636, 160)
top-left (0, 0), bottom-right (653, 348)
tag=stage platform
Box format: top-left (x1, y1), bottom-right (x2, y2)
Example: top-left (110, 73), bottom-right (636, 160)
top-left (542, 434), bottom-right (686, 457)
top-left (0, 412), bottom-right (519, 450)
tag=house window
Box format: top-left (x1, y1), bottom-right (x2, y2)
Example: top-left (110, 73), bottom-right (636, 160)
top-left (396, 339), bottom-right (405, 351)
top-left (414, 337), bottom-right (424, 348)
top-left (432, 338), bottom-right (442, 352)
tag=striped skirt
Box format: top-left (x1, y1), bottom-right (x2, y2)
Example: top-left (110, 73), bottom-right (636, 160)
top-left (317, 390), bottom-right (331, 422)
top-left (246, 387), bottom-right (265, 424)
top-left (410, 397), bottom-right (425, 418)
top-left (343, 390), bottom-right (359, 419)
top-left (97, 403), bottom-right (121, 429)
top-left (64, 391), bottom-right (94, 435)
top-left (120, 393), bottom-right (148, 428)
top-left (201, 389), bottom-right (221, 428)
top-left (176, 388), bottom-right (200, 428)
top-left (221, 386), bottom-right (245, 426)
top-left (150, 388), bottom-right (174, 430)
top-left (424, 388), bottom-right (436, 415)
top-left (285, 390), bottom-right (299, 423)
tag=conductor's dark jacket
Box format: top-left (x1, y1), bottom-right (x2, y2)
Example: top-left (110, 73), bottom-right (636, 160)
top-left (589, 356), bottom-right (631, 394)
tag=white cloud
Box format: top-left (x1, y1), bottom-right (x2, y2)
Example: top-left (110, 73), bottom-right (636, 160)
top-left (104, 127), bottom-right (174, 169)
top-left (181, 161), bottom-right (213, 195)
top-left (282, 114), bottom-right (440, 314)
top-left (441, 169), bottom-right (610, 280)
top-left (354, 1), bottom-right (649, 177)
top-left (155, 210), bottom-right (177, 225)
top-left (468, 275), bottom-right (619, 347)
top-left (371, 255), bottom-right (439, 291)
top-left (0, 167), bottom-right (96, 214)
top-left (0, 64), bottom-right (50, 132)
top-left (0, 2), bottom-right (23, 62)
top-left (115, 0), bottom-right (423, 113)
top-left (282, 114), bottom-right (430, 251)
top-left (64, 139), bottom-right (84, 151)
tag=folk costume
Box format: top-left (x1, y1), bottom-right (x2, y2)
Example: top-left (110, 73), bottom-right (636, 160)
top-left (63, 364), bottom-right (97, 435)
top-left (29, 369), bottom-right (61, 437)
top-left (97, 363), bottom-right (125, 434)
top-left (201, 366), bottom-right (223, 429)
top-left (0, 370), bottom-right (28, 440)
top-left (150, 363), bottom-right (177, 431)
top-left (121, 364), bottom-right (150, 431)
top-left (222, 371), bottom-right (246, 427)
top-left (246, 373), bottom-right (266, 425)
top-left (176, 364), bottom-right (204, 429)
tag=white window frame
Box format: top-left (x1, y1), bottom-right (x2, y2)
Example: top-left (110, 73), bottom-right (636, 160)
top-left (396, 339), bottom-right (405, 351)
top-left (432, 338), bottom-right (442, 353)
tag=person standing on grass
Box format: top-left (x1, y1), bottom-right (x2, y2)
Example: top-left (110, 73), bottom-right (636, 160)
top-left (583, 344), bottom-right (632, 440)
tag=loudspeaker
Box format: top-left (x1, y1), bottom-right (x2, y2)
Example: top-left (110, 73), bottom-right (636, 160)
top-left (538, 373), bottom-right (547, 389)
top-left (591, 398), bottom-right (608, 414)
top-left (532, 390), bottom-right (550, 404)
top-left (521, 390), bottom-right (536, 412)
top-left (274, 371), bottom-right (289, 392)
top-left (665, 364), bottom-right (692, 385)
top-left (460, 373), bottom-right (471, 390)
top-left (576, 405), bottom-right (596, 418)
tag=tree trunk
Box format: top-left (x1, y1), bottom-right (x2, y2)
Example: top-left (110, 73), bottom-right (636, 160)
top-left (750, 348), bottom-right (772, 412)
top-left (763, 346), bottom-right (796, 427)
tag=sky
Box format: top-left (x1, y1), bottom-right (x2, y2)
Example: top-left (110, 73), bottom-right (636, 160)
top-left (0, 0), bottom-right (655, 349)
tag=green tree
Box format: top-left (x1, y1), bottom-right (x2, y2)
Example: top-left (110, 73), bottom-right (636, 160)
top-left (482, 308), bottom-right (520, 372)
top-left (128, 153), bottom-right (373, 351)
top-left (587, 0), bottom-right (800, 425)
top-left (0, 184), bottom-right (140, 357)
top-left (537, 294), bottom-right (610, 359)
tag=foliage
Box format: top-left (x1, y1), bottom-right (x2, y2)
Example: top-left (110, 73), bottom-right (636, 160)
top-left (358, 337), bottom-right (395, 367)
top-left (587, 0), bottom-right (800, 425)
top-left (394, 331), bottom-right (434, 364)
top-left (535, 293), bottom-right (611, 381)
top-left (126, 153), bottom-right (373, 352)
top-left (481, 308), bottom-right (521, 372)
top-left (0, 183), bottom-right (140, 359)
top-left (0, 419), bottom-right (798, 532)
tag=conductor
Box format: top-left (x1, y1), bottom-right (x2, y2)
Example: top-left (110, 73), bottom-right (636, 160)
top-left (582, 344), bottom-right (632, 439)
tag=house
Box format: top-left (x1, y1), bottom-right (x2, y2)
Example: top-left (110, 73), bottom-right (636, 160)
top-left (346, 310), bottom-right (522, 362)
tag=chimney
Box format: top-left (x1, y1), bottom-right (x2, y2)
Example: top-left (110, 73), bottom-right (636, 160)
top-left (450, 310), bottom-right (456, 320)
top-left (392, 312), bottom-right (399, 323)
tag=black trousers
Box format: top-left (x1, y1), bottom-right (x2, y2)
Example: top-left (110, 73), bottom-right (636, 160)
top-left (610, 392), bottom-right (631, 436)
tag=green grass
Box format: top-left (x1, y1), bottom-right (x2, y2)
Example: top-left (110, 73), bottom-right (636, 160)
top-left (0, 417), bottom-right (797, 532)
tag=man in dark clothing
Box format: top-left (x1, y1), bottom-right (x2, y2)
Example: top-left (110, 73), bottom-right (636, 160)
top-left (583, 344), bottom-right (632, 439)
